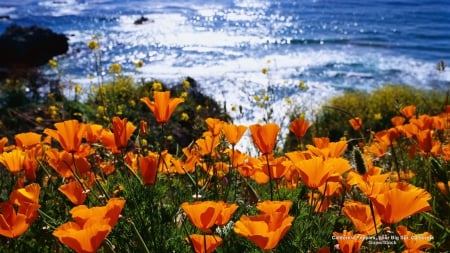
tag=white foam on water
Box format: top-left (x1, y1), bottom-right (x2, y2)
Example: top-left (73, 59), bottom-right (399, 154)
top-left (37, 0), bottom-right (87, 17)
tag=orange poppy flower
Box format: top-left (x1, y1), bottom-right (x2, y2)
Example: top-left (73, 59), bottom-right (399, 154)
top-left (205, 118), bottom-right (224, 136)
top-left (215, 202), bottom-right (239, 227)
top-left (416, 129), bottom-right (439, 156)
top-left (396, 225), bottom-right (434, 252)
top-left (0, 149), bottom-right (24, 174)
top-left (139, 154), bottom-right (158, 185)
top-left (69, 198), bottom-right (126, 228)
top-left (208, 161), bottom-right (230, 179)
top-left (23, 146), bottom-right (41, 181)
top-left (233, 212), bottom-right (294, 250)
top-left (182, 146), bottom-right (201, 173)
top-left (195, 132), bottom-right (220, 157)
top-left (181, 201), bottom-right (223, 233)
top-left (9, 183), bottom-right (40, 206)
top-left (285, 150), bottom-right (307, 163)
top-left (411, 114), bottom-right (434, 130)
top-left (0, 136), bottom-right (10, 153)
top-left (84, 123), bottom-right (104, 143)
top-left (53, 219), bottom-right (112, 253)
top-left (313, 137), bottom-right (330, 149)
top-left (44, 119), bottom-right (86, 153)
top-left (139, 120), bottom-right (148, 136)
top-left (332, 230), bottom-right (365, 253)
top-left (252, 155), bottom-right (289, 184)
top-left (14, 132), bottom-right (42, 150)
top-left (225, 148), bottom-right (249, 169)
top-left (112, 116), bottom-right (136, 150)
top-left (157, 150), bottom-right (185, 174)
top-left (365, 141), bottom-right (388, 158)
top-left (236, 154), bottom-right (260, 178)
top-left (371, 183), bottom-right (431, 224)
top-left (400, 105), bottom-right (416, 119)
top-left (122, 151), bottom-right (137, 173)
top-left (222, 123), bottom-right (247, 146)
top-left (374, 128), bottom-right (400, 146)
top-left (256, 200), bottom-right (292, 217)
top-left (318, 181), bottom-right (343, 198)
top-left (389, 170), bottom-right (415, 182)
top-left (348, 117), bottom-right (363, 131)
top-left (99, 129), bottom-right (121, 154)
top-left (140, 91), bottom-right (184, 124)
top-left (342, 201), bottom-right (380, 235)
top-left (292, 156), bottom-right (334, 189)
top-left (249, 123), bottom-right (280, 155)
top-left (0, 201), bottom-right (41, 238)
top-left (391, 116), bottom-right (405, 126)
top-left (289, 118), bottom-right (309, 139)
top-left (46, 149), bottom-right (91, 178)
top-left (326, 157), bottom-right (352, 178)
top-left (187, 234), bottom-right (223, 253)
top-left (436, 181), bottom-right (450, 195)
top-left (58, 180), bottom-right (87, 205)
top-left (306, 140), bottom-right (348, 158)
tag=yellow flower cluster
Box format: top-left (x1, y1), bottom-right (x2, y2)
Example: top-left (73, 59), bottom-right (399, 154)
top-left (109, 63), bottom-right (122, 74)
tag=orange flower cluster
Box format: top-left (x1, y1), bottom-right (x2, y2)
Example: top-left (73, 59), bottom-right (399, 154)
top-left (368, 105), bottom-right (450, 159)
top-left (0, 183), bottom-right (40, 238)
top-left (53, 198), bottom-right (126, 253)
top-left (234, 200), bottom-right (294, 250)
top-left (0, 114), bottom-right (136, 249)
top-left (181, 201), bottom-right (238, 253)
top-left (1, 90), bottom-right (447, 252)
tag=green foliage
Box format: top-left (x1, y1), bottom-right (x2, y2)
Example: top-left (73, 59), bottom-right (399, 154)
top-left (314, 84), bottom-right (447, 141)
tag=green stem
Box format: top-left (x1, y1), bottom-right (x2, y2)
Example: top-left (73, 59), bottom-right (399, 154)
top-left (369, 200), bottom-right (379, 235)
top-left (128, 218), bottom-right (150, 253)
top-left (265, 153), bottom-right (273, 201)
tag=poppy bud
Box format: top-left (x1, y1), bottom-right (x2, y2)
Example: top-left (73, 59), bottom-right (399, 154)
top-left (139, 120), bottom-right (148, 136)
top-left (352, 147), bottom-right (367, 175)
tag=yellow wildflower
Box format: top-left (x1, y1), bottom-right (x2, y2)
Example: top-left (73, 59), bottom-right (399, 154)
top-left (129, 100), bottom-right (136, 107)
top-left (298, 81), bottom-right (308, 91)
top-left (97, 105), bottom-right (106, 116)
top-left (49, 59), bottom-right (58, 69)
top-left (74, 84), bottom-right (82, 95)
top-left (134, 60), bottom-right (143, 68)
top-left (35, 117), bottom-right (43, 123)
top-left (181, 112), bottom-right (189, 121)
top-left (166, 135), bottom-right (174, 141)
top-left (152, 82), bottom-right (163, 91)
top-left (374, 113), bottom-right (382, 120)
top-left (196, 105), bottom-right (202, 111)
top-left (182, 79), bottom-right (190, 89)
top-left (116, 105), bottom-right (124, 115)
top-left (180, 92), bottom-right (188, 99)
top-left (109, 63), bottom-right (122, 74)
top-left (48, 105), bottom-right (58, 118)
top-left (88, 40), bottom-right (99, 50)
top-left (98, 86), bottom-right (106, 95)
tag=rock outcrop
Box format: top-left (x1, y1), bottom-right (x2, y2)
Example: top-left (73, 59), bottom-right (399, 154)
top-left (0, 24), bottom-right (69, 69)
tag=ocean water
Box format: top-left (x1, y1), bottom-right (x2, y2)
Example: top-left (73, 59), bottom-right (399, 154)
top-left (1, 0), bottom-right (449, 149)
